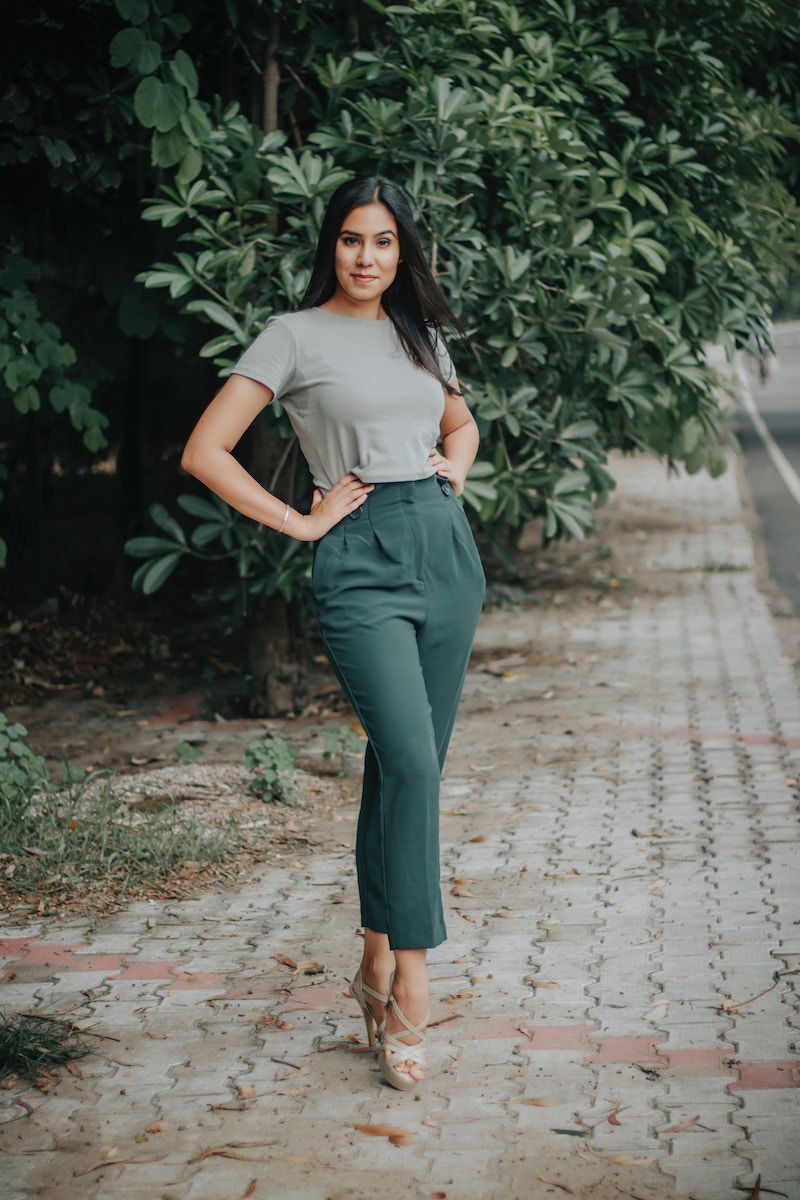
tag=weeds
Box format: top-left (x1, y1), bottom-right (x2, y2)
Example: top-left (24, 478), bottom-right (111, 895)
top-left (173, 740), bottom-right (203, 764)
top-left (0, 1010), bottom-right (93, 1085)
top-left (244, 733), bottom-right (302, 804)
top-left (322, 724), bottom-right (365, 775)
top-left (0, 715), bottom-right (240, 899)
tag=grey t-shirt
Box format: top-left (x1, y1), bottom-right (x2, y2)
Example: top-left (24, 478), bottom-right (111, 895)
top-left (229, 306), bottom-right (456, 495)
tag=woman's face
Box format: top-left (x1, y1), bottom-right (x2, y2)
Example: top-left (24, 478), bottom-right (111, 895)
top-left (332, 201), bottom-right (402, 305)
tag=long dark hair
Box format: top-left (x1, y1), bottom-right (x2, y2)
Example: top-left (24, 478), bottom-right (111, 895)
top-left (297, 175), bottom-right (465, 397)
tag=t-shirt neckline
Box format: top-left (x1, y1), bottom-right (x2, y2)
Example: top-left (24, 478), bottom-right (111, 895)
top-left (311, 306), bottom-right (390, 324)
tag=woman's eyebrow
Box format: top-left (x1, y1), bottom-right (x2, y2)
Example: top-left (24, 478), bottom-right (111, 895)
top-left (339, 228), bottom-right (396, 236)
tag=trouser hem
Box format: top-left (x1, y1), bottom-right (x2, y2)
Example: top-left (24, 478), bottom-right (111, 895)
top-left (360, 918), bottom-right (447, 952)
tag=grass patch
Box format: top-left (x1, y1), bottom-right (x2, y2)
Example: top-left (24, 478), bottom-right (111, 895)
top-left (0, 1010), bottom-right (94, 1086)
top-left (0, 716), bottom-right (242, 905)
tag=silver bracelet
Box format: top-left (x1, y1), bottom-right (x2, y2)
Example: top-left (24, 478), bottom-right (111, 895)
top-left (277, 501), bottom-right (291, 534)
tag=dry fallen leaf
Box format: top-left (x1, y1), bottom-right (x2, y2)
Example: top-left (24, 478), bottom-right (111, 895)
top-left (660, 1114), bottom-right (716, 1133)
top-left (712, 969), bottom-right (799, 1015)
top-left (349, 1122), bottom-right (416, 1146)
top-left (145, 1119), bottom-right (167, 1134)
top-left (76, 1153), bottom-right (168, 1176)
top-left (450, 884), bottom-right (479, 897)
top-left (581, 1103), bottom-right (630, 1131)
top-left (188, 1141), bottom-right (272, 1164)
top-left (537, 1178), bottom-right (574, 1194)
top-left (514, 1097), bottom-right (562, 1106)
top-left (530, 980), bottom-right (560, 989)
top-left (242, 1181), bottom-right (257, 1199)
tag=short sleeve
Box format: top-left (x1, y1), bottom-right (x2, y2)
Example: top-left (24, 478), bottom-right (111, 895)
top-left (229, 315), bottom-right (297, 401)
top-left (430, 325), bottom-right (456, 384)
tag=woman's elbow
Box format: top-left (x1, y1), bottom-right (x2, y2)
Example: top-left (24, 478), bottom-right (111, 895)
top-left (180, 441), bottom-right (205, 477)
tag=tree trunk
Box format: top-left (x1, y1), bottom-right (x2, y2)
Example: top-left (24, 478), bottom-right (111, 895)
top-left (244, 425), bottom-right (310, 715)
top-left (244, 16), bottom-right (307, 716)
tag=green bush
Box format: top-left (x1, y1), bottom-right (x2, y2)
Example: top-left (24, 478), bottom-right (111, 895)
top-left (244, 733), bottom-right (303, 804)
top-left (124, 492), bottom-right (310, 615)
top-left (0, 714), bottom-right (51, 805)
top-left (126, 0), bottom-right (800, 611)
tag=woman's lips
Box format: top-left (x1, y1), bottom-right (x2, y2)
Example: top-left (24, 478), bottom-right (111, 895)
top-left (352, 274), bottom-right (377, 281)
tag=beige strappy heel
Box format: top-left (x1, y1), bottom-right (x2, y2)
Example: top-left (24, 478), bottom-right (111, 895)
top-left (377, 981), bottom-right (430, 1091)
top-left (348, 964), bottom-right (389, 1051)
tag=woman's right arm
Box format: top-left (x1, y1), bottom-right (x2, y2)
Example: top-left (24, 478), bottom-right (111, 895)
top-left (180, 373), bottom-right (372, 540)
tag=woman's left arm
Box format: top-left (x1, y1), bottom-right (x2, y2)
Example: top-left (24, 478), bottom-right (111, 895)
top-left (427, 376), bottom-right (479, 498)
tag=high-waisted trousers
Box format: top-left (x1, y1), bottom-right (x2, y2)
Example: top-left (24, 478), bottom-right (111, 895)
top-left (311, 471), bottom-right (486, 951)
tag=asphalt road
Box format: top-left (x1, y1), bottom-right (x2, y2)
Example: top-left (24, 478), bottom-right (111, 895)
top-left (733, 319), bottom-right (800, 616)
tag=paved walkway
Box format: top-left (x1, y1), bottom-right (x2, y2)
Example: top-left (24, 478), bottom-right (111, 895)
top-left (1, 443), bottom-right (799, 1200)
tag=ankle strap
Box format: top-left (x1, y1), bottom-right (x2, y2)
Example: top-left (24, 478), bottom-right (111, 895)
top-left (388, 992), bottom-right (429, 1037)
top-left (361, 980), bottom-right (388, 1003)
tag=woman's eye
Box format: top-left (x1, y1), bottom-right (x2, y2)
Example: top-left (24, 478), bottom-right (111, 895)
top-left (342, 236), bottom-right (392, 246)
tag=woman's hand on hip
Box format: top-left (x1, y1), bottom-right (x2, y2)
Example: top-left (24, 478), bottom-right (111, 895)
top-left (427, 449), bottom-right (465, 497)
top-left (306, 473), bottom-right (375, 539)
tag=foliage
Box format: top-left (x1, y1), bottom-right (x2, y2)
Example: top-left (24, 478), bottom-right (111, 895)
top-left (243, 732), bottom-right (303, 804)
top-left (322, 724), bottom-right (366, 776)
top-left (124, 491), bottom-right (310, 615)
top-left (173, 739), bottom-right (203, 763)
top-left (128, 0), bottom-right (800, 599)
top-left (0, 254), bottom-right (109, 454)
top-left (3, 0), bottom-right (800, 609)
top-left (773, 271), bottom-right (800, 320)
top-left (0, 715), bottom-right (239, 896)
top-left (0, 714), bottom-right (51, 805)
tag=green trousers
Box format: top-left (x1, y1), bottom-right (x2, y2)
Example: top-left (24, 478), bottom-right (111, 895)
top-left (311, 472), bottom-right (486, 950)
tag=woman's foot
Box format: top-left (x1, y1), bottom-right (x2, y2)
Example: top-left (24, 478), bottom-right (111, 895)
top-left (380, 972), bottom-right (429, 1082)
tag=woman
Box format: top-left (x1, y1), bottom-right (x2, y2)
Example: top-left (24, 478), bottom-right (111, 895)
top-left (180, 174), bottom-right (486, 1091)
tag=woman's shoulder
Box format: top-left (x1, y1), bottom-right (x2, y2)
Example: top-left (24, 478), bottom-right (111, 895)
top-left (258, 308), bottom-right (323, 344)
top-left (263, 308), bottom-right (318, 328)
